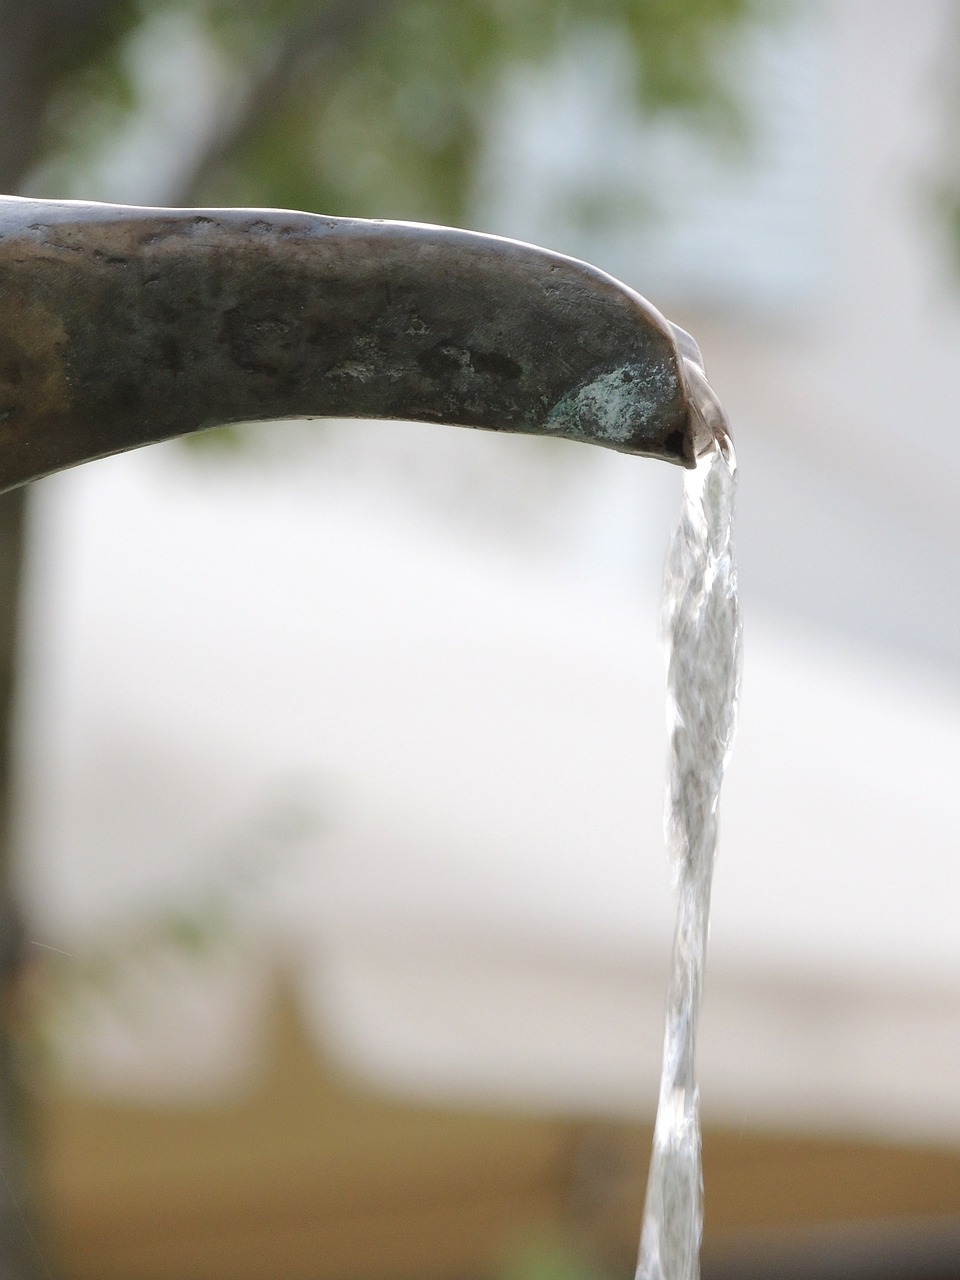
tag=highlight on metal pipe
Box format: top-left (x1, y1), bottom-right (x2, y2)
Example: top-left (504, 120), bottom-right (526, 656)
top-left (0, 196), bottom-right (700, 493)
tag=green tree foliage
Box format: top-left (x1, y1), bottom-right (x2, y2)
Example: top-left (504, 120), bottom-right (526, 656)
top-left (27, 0), bottom-right (768, 221)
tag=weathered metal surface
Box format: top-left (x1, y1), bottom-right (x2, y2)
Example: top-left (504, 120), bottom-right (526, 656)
top-left (0, 196), bottom-right (695, 492)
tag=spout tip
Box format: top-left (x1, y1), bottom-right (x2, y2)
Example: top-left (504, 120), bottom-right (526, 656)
top-left (540, 352), bottom-right (695, 466)
top-left (665, 320), bottom-right (736, 466)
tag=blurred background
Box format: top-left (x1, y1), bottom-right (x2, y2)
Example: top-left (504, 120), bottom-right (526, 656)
top-left (1, 0), bottom-right (959, 1277)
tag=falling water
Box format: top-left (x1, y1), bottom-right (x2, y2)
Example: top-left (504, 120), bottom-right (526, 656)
top-left (636, 354), bottom-right (742, 1280)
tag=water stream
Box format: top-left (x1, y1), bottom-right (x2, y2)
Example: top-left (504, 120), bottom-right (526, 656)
top-left (636, 356), bottom-right (742, 1280)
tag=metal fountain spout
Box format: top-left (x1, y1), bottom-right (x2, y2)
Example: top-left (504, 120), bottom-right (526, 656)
top-left (0, 196), bottom-right (704, 492)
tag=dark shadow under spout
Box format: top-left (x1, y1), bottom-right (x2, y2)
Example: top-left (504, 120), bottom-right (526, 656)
top-left (0, 197), bottom-right (697, 492)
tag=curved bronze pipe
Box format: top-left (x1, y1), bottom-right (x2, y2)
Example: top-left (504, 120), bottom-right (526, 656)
top-left (0, 196), bottom-right (697, 493)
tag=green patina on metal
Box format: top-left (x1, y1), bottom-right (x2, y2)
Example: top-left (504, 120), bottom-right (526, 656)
top-left (546, 360), bottom-right (681, 446)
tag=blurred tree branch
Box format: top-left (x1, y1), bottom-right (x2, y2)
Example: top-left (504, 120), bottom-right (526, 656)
top-left (0, 4), bottom-right (147, 1273)
top-left (175, 0), bottom-right (398, 204)
top-left (0, 0), bottom-right (131, 185)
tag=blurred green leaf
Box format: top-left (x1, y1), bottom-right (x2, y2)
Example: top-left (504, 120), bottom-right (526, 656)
top-left (500, 1240), bottom-right (610, 1280)
top-left (30, 0), bottom-right (771, 225)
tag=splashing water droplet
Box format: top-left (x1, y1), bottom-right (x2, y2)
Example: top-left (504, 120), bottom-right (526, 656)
top-left (636, 356), bottom-right (742, 1280)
